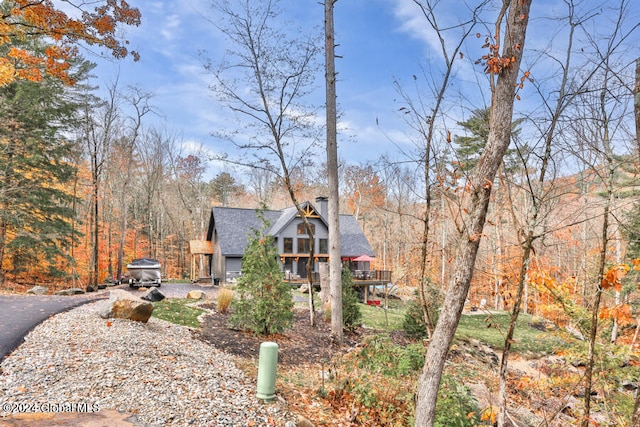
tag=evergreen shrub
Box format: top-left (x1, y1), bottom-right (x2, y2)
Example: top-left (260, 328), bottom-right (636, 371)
top-left (342, 268), bottom-right (361, 328)
top-left (229, 212), bottom-right (294, 335)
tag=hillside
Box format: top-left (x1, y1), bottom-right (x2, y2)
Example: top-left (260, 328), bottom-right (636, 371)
top-left (194, 297), bottom-right (639, 426)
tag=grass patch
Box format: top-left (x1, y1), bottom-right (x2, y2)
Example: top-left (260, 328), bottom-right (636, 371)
top-left (359, 303), bottom-right (405, 331)
top-left (455, 311), bottom-right (569, 356)
top-left (151, 298), bottom-right (206, 328)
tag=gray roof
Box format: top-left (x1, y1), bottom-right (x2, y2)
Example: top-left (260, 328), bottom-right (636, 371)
top-left (207, 203), bottom-right (374, 258)
top-left (207, 207), bottom-right (281, 257)
top-left (339, 215), bottom-right (376, 258)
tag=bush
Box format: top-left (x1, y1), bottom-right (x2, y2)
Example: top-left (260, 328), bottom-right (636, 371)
top-left (342, 268), bottom-right (361, 328)
top-left (403, 295), bottom-right (428, 339)
top-left (229, 212), bottom-right (294, 335)
top-left (403, 285), bottom-right (442, 339)
top-left (434, 374), bottom-right (483, 427)
top-left (216, 288), bottom-right (234, 314)
top-left (354, 334), bottom-right (425, 377)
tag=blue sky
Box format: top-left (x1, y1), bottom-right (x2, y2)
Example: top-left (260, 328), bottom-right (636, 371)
top-left (86, 0), bottom-right (453, 174)
top-left (86, 0), bottom-right (640, 178)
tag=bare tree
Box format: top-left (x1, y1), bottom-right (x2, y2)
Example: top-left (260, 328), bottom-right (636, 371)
top-left (203, 0), bottom-right (322, 324)
top-left (392, 0), bottom-right (487, 339)
top-left (79, 80), bottom-right (121, 291)
top-left (414, 0), bottom-right (533, 424)
top-left (324, 0), bottom-right (343, 343)
top-left (112, 86), bottom-right (154, 280)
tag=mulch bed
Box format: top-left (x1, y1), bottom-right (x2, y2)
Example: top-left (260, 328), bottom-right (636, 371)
top-left (194, 306), bottom-right (369, 366)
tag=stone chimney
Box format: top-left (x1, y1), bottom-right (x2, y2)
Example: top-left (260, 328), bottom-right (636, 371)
top-left (315, 196), bottom-right (328, 218)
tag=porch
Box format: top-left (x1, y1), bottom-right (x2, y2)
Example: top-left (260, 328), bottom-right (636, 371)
top-left (286, 269), bottom-right (393, 305)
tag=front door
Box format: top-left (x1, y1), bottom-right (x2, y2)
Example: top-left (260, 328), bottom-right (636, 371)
top-left (297, 257), bottom-right (308, 278)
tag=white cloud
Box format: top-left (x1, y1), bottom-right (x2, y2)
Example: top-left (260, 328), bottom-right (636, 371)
top-left (161, 15), bottom-right (182, 42)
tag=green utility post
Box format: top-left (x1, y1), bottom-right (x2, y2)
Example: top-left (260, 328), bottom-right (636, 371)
top-left (256, 341), bottom-right (278, 401)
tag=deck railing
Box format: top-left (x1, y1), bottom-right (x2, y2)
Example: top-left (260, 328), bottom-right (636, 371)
top-left (287, 269), bottom-right (392, 283)
top-left (353, 270), bottom-right (392, 282)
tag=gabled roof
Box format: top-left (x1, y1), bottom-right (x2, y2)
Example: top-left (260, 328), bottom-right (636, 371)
top-left (339, 215), bottom-right (375, 258)
top-left (207, 207), bottom-right (281, 257)
top-left (267, 201), bottom-right (328, 236)
top-left (207, 202), bottom-right (374, 258)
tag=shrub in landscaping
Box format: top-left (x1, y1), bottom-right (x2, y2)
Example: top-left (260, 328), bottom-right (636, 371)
top-left (354, 334), bottom-right (425, 377)
top-left (342, 268), bottom-right (361, 328)
top-left (403, 294), bottom-right (428, 339)
top-left (434, 374), bottom-right (483, 427)
top-left (229, 213), bottom-right (294, 335)
top-left (402, 284), bottom-right (442, 339)
top-left (216, 288), bottom-right (234, 314)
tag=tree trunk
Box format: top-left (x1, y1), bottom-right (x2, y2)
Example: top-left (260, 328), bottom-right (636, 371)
top-left (634, 57), bottom-right (640, 426)
top-left (325, 0), bottom-right (343, 345)
top-left (582, 188), bottom-right (611, 427)
top-left (634, 58), bottom-right (639, 158)
top-left (88, 168), bottom-right (99, 292)
top-left (414, 1), bottom-right (532, 424)
top-left (0, 217), bottom-right (6, 285)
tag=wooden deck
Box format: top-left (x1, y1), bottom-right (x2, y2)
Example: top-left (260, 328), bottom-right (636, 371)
top-left (285, 269), bottom-right (391, 285)
top-left (285, 269), bottom-right (392, 305)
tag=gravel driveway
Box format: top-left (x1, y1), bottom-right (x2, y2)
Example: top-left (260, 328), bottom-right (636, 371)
top-left (0, 283), bottom-right (218, 363)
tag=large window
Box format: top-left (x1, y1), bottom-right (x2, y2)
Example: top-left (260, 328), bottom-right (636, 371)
top-left (283, 238), bottom-right (293, 254)
top-left (297, 222), bottom-right (315, 235)
top-left (319, 238), bottom-right (328, 254)
top-left (297, 238), bottom-right (311, 253)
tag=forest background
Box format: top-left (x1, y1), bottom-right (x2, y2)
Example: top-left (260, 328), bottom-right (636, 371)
top-left (1, 0), bottom-right (640, 370)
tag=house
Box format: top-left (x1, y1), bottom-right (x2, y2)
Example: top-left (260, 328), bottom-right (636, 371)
top-left (206, 197), bottom-right (376, 282)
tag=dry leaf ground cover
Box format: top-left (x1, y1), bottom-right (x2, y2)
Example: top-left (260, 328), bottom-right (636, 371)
top-left (192, 297), bottom-right (640, 426)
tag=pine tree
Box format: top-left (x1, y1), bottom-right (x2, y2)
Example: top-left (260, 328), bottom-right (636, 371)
top-left (454, 108), bottom-right (525, 173)
top-left (229, 212), bottom-right (294, 335)
top-left (623, 201), bottom-right (640, 260)
top-left (0, 47), bottom-right (85, 283)
top-left (454, 108), bottom-right (491, 172)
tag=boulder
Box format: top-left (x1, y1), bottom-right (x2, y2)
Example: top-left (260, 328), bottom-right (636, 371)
top-left (54, 288), bottom-right (85, 296)
top-left (27, 286), bottom-right (48, 295)
top-left (296, 415), bottom-right (315, 427)
top-left (186, 290), bottom-right (205, 300)
top-left (141, 287), bottom-right (165, 302)
top-left (99, 289), bottom-right (154, 323)
top-left (298, 283), bottom-right (309, 294)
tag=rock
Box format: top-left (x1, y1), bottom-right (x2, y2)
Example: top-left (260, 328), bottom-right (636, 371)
top-left (510, 406), bottom-right (543, 426)
top-left (468, 382), bottom-right (493, 410)
top-left (26, 286), bottom-right (48, 295)
top-left (54, 288), bottom-right (86, 296)
top-left (298, 284), bottom-right (309, 294)
top-left (186, 290), bottom-right (205, 300)
top-left (297, 415), bottom-right (315, 427)
top-left (141, 287), bottom-right (165, 302)
top-left (99, 289), bottom-right (154, 323)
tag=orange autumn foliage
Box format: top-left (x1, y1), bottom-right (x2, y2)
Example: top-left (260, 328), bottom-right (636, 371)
top-left (0, 0), bottom-right (141, 86)
top-left (599, 303), bottom-right (633, 328)
top-left (600, 264), bottom-right (629, 291)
